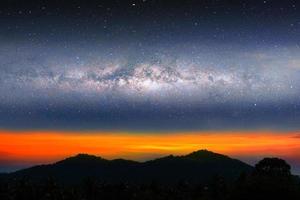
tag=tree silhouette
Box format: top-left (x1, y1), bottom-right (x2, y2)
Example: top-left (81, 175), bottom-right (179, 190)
top-left (254, 158), bottom-right (291, 177)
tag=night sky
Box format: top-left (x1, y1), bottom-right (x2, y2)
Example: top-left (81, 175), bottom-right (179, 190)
top-left (1, 0), bottom-right (300, 173)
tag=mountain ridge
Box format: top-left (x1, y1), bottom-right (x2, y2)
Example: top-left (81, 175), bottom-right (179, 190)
top-left (6, 150), bottom-right (253, 184)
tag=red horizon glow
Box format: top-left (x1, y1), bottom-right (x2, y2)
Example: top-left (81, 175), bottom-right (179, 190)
top-left (1, 130), bottom-right (300, 168)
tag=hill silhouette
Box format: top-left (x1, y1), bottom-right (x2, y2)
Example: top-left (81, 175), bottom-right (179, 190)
top-left (6, 150), bottom-right (252, 184)
top-left (1, 153), bottom-right (300, 200)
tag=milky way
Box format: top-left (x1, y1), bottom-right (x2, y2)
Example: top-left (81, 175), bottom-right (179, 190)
top-left (1, 44), bottom-right (300, 104)
top-left (1, 0), bottom-right (300, 131)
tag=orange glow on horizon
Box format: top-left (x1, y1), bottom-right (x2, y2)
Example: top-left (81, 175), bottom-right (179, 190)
top-left (0, 130), bottom-right (300, 166)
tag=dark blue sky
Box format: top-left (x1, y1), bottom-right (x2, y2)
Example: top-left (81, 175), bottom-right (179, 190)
top-left (0, 0), bottom-right (300, 131)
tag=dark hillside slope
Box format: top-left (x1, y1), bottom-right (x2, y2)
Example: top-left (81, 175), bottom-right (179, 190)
top-left (8, 150), bottom-right (253, 184)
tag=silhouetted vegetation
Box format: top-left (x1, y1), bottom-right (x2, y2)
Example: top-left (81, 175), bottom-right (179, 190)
top-left (0, 155), bottom-right (300, 200)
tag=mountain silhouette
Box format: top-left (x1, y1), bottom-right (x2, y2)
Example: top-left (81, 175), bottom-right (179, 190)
top-left (6, 150), bottom-right (253, 184)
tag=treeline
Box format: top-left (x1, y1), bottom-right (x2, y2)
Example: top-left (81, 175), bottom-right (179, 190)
top-left (0, 158), bottom-right (300, 200)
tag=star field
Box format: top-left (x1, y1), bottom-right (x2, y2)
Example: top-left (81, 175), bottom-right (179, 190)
top-left (0, 0), bottom-right (300, 131)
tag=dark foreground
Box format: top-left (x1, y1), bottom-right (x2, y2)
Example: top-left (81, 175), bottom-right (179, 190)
top-left (1, 154), bottom-right (300, 200)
